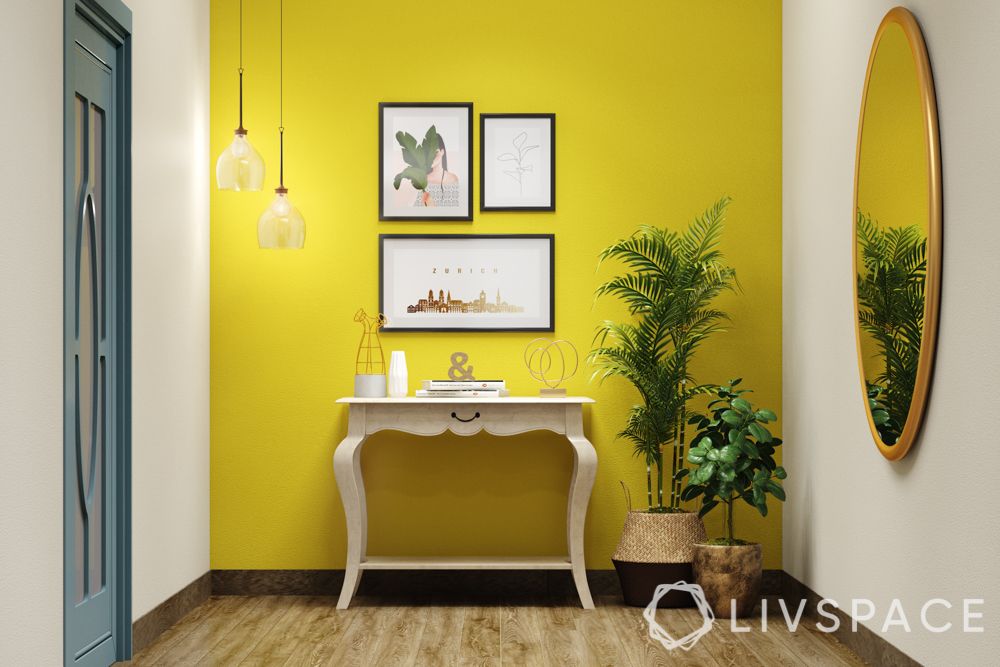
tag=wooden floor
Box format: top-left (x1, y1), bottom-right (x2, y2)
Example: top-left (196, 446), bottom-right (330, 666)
top-left (122, 595), bottom-right (867, 666)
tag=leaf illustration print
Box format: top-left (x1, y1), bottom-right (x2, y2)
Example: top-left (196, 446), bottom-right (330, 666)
top-left (497, 131), bottom-right (539, 194)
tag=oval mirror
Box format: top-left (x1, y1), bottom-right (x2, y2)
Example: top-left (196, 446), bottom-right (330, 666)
top-left (854, 7), bottom-right (941, 460)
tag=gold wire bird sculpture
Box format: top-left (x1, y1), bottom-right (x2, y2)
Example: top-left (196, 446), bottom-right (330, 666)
top-left (354, 309), bottom-right (387, 375)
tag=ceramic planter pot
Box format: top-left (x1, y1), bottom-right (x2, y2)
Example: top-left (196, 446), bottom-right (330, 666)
top-left (691, 542), bottom-right (762, 618)
top-left (354, 373), bottom-right (386, 398)
top-left (611, 510), bottom-right (707, 607)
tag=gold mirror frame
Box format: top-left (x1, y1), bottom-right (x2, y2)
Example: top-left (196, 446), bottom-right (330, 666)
top-left (853, 7), bottom-right (942, 461)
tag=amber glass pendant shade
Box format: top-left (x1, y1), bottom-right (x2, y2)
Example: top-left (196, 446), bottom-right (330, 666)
top-left (258, 187), bottom-right (305, 249)
top-left (216, 0), bottom-right (264, 191)
top-left (216, 128), bottom-right (265, 191)
top-left (259, 0), bottom-right (304, 249)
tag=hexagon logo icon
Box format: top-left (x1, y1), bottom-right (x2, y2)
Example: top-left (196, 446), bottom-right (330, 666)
top-left (643, 581), bottom-right (715, 651)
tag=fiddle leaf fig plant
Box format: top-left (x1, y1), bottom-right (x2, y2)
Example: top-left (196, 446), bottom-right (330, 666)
top-left (393, 125), bottom-right (440, 192)
top-left (679, 380), bottom-right (786, 545)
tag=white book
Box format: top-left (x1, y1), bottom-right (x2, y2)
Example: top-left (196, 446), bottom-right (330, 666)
top-left (415, 389), bottom-right (508, 398)
top-left (422, 380), bottom-right (507, 391)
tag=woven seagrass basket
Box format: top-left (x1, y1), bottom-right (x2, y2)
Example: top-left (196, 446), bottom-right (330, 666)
top-left (612, 510), bottom-right (707, 607)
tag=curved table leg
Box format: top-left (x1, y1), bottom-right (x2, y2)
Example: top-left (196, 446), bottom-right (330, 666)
top-left (333, 405), bottom-right (368, 609)
top-left (566, 405), bottom-right (597, 609)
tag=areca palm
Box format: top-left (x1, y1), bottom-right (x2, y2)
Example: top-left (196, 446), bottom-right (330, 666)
top-left (590, 196), bottom-right (737, 511)
top-left (856, 210), bottom-right (926, 444)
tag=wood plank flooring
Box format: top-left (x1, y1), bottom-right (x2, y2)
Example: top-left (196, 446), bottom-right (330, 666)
top-left (121, 595), bottom-right (867, 666)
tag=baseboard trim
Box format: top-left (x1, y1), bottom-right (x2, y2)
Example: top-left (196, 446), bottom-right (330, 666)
top-left (210, 567), bottom-right (784, 598)
top-left (779, 571), bottom-right (921, 667)
top-left (131, 572), bottom-right (211, 654)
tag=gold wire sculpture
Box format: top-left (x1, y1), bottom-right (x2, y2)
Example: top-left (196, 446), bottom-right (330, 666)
top-left (354, 309), bottom-right (387, 375)
top-left (524, 338), bottom-right (579, 396)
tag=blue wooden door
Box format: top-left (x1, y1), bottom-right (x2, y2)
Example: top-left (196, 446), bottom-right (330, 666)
top-left (64, 2), bottom-right (131, 665)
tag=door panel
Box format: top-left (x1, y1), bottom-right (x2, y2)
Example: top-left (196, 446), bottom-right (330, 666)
top-left (65, 6), bottom-right (124, 665)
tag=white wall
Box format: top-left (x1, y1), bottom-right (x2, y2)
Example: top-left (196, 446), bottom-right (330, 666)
top-left (0, 2), bottom-right (65, 664)
top-left (129, 0), bottom-right (211, 619)
top-left (783, 1), bottom-right (1000, 665)
top-left (0, 0), bottom-right (209, 661)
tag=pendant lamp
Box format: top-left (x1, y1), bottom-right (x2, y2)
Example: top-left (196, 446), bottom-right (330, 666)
top-left (258, 0), bottom-right (305, 249)
top-left (216, 0), bottom-right (265, 191)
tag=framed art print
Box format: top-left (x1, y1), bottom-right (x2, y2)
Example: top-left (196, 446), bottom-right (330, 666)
top-left (379, 103), bottom-right (473, 221)
top-left (379, 234), bottom-right (554, 332)
top-left (480, 113), bottom-right (555, 211)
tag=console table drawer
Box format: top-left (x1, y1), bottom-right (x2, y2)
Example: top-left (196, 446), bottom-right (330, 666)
top-left (363, 402), bottom-right (570, 436)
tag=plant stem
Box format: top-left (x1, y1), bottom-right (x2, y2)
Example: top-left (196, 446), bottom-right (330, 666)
top-left (656, 449), bottom-right (664, 509)
top-left (727, 496), bottom-right (735, 544)
top-left (646, 463), bottom-right (652, 510)
top-left (675, 378), bottom-right (687, 509)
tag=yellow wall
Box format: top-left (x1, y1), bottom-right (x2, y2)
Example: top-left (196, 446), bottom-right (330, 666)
top-left (210, 1), bottom-right (783, 570)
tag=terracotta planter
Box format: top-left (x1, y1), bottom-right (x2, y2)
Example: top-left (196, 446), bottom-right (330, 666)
top-left (691, 542), bottom-right (762, 618)
top-left (611, 511), bottom-right (706, 607)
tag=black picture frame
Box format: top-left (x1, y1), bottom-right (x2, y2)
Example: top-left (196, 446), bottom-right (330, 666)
top-left (379, 102), bottom-right (474, 221)
top-left (379, 234), bottom-right (555, 332)
top-left (480, 113), bottom-right (556, 212)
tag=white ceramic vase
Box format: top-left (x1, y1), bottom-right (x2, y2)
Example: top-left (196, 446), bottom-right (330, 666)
top-left (388, 351), bottom-right (408, 397)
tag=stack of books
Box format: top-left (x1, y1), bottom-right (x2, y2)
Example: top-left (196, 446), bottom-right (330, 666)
top-left (416, 380), bottom-right (509, 398)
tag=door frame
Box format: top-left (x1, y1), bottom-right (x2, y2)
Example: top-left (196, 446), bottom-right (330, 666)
top-left (63, 0), bottom-right (132, 661)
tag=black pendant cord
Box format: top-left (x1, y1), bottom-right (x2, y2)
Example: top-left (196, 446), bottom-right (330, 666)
top-left (237, 0), bottom-right (245, 132)
top-left (278, 0), bottom-right (285, 189)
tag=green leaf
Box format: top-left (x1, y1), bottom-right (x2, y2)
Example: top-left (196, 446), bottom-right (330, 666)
top-left (738, 439), bottom-right (759, 458)
top-left (871, 409), bottom-right (890, 426)
top-left (755, 409), bottom-right (777, 422)
top-left (674, 469), bottom-right (689, 481)
top-left (395, 131), bottom-right (423, 167)
top-left (681, 484), bottom-right (704, 501)
top-left (721, 410), bottom-right (742, 426)
top-left (732, 397), bottom-right (752, 414)
top-left (730, 378), bottom-right (743, 386)
top-left (766, 480), bottom-right (786, 501)
top-left (706, 448), bottom-right (720, 462)
top-left (694, 461), bottom-right (717, 484)
top-left (719, 466), bottom-right (736, 483)
top-left (421, 125), bottom-right (440, 167)
top-left (687, 451), bottom-right (706, 464)
top-left (719, 445), bottom-right (739, 464)
top-left (748, 422), bottom-right (772, 443)
top-left (774, 466), bottom-right (787, 480)
top-left (755, 501), bottom-right (769, 517)
top-left (697, 499), bottom-right (719, 518)
top-left (393, 165), bottom-right (429, 191)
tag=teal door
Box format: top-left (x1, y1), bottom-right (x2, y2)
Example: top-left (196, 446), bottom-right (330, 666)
top-left (64, 1), bottom-right (131, 665)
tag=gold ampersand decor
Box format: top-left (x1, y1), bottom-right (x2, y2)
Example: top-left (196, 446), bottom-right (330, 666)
top-left (524, 338), bottom-right (579, 396)
top-left (354, 309), bottom-right (387, 375)
top-left (448, 352), bottom-right (476, 381)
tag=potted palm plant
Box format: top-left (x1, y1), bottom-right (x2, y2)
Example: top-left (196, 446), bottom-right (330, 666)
top-left (590, 196), bottom-right (736, 607)
top-left (680, 381), bottom-right (786, 618)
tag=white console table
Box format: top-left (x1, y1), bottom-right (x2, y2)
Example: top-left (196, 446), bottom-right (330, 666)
top-left (332, 396), bottom-right (597, 610)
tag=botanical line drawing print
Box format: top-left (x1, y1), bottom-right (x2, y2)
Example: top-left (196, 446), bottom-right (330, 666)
top-left (497, 131), bottom-right (539, 194)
